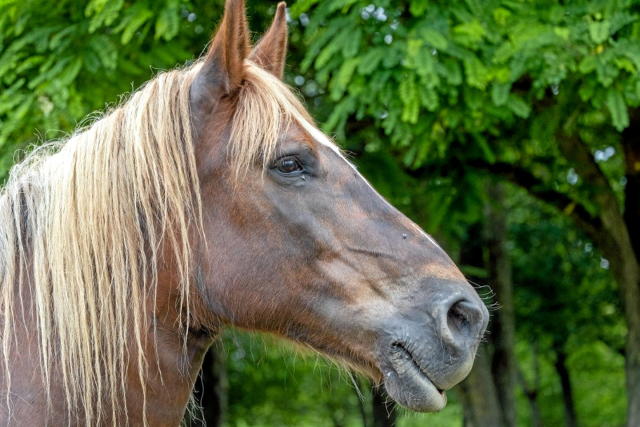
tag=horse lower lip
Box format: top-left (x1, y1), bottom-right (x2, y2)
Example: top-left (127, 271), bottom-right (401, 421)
top-left (392, 342), bottom-right (444, 391)
top-left (382, 341), bottom-right (448, 412)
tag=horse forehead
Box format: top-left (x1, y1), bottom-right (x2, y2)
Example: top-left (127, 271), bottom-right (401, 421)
top-left (293, 116), bottom-right (343, 156)
top-left (283, 124), bottom-right (316, 149)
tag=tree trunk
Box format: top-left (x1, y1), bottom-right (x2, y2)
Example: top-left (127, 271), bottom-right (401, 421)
top-left (517, 343), bottom-right (543, 427)
top-left (609, 255), bottom-right (640, 427)
top-left (622, 110), bottom-right (640, 261)
top-left (457, 114), bottom-right (640, 426)
top-left (519, 374), bottom-right (542, 427)
top-left (354, 376), bottom-right (371, 427)
top-left (191, 345), bottom-right (227, 427)
top-left (459, 346), bottom-right (506, 427)
top-left (372, 386), bottom-right (396, 427)
top-left (557, 122), bottom-right (640, 427)
top-left (458, 222), bottom-right (506, 427)
top-left (622, 110), bottom-right (640, 427)
top-left (485, 181), bottom-right (517, 427)
top-left (553, 345), bottom-right (578, 427)
top-left (569, 180), bottom-right (640, 427)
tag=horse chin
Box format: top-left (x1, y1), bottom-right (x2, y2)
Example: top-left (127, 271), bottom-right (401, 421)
top-left (379, 341), bottom-right (449, 412)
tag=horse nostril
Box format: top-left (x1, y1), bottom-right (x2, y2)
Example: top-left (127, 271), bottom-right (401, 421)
top-left (446, 299), bottom-right (483, 341)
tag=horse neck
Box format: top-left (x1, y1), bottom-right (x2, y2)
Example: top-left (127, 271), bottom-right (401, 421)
top-left (3, 265), bottom-right (214, 426)
top-left (105, 260), bottom-right (215, 425)
top-left (122, 318), bottom-right (213, 426)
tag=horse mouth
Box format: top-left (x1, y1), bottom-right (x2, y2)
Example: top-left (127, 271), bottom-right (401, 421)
top-left (381, 341), bottom-right (447, 412)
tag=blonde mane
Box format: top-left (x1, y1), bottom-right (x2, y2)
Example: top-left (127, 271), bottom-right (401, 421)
top-left (0, 59), bottom-right (319, 425)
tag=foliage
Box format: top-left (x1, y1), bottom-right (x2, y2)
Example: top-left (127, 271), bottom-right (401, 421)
top-left (509, 193), bottom-right (623, 349)
top-left (509, 192), bottom-right (625, 425)
top-left (291, 0), bottom-right (639, 144)
top-left (288, 0), bottom-right (638, 238)
top-left (0, 0), bottom-right (208, 174)
top-left (223, 332), bottom-right (366, 427)
top-left (222, 330), bottom-right (466, 427)
top-left (514, 339), bottom-right (625, 427)
top-left (0, 0), bottom-right (634, 426)
top-left (286, 1), bottom-right (636, 424)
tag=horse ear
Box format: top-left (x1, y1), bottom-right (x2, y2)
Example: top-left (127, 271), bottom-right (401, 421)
top-left (191, 0), bottom-right (250, 114)
top-left (249, 2), bottom-right (288, 79)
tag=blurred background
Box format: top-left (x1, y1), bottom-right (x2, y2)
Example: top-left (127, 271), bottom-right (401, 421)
top-left (1, 1), bottom-right (638, 426)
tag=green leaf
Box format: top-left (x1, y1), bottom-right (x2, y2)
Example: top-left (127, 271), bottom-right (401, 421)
top-left (491, 82), bottom-right (511, 106)
top-left (300, 25), bottom-right (338, 72)
top-left (120, 6), bottom-right (153, 44)
top-left (28, 56), bottom-right (71, 89)
top-left (0, 95), bottom-right (33, 144)
top-left (439, 59), bottom-right (462, 85)
top-left (492, 8), bottom-right (511, 26)
top-left (453, 20), bottom-right (485, 47)
top-left (357, 48), bottom-right (385, 75)
top-left (315, 27), bottom-right (352, 69)
top-left (399, 74), bottom-right (416, 105)
top-left (508, 94), bottom-right (531, 118)
top-left (419, 86), bottom-right (439, 111)
top-left (463, 56), bottom-right (489, 89)
top-left (399, 75), bottom-right (419, 123)
top-left (589, 20), bottom-right (610, 44)
top-left (87, 0), bottom-right (123, 32)
top-left (605, 89), bottom-right (629, 131)
top-left (156, 3), bottom-right (180, 41)
top-left (621, 44), bottom-right (640, 72)
top-left (578, 80), bottom-right (596, 101)
top-left (323, 97), bottom-right (355, 133)
top-left (289, 0), bottom-right (319, 17)
top-left (330, 57), bottom-right (359, 100)
top-left (596, 61), bottom-right (619, 87)
top-left (341, 28), bottom-right (361, 57)
top-left (409, 0), bottom-right (429, 17)
top-left (89, 35), bottom-right (117, 69)
top-left (578, 55), bottom-right (597, 74)
top-left (419, 28), bottom-right (448, 51)
top-left (57, 57), bottom-right (83, 87)
top-left (85, 0), bottom-right (109, 16)
top-left (49, 26), bottom-right (76, 50)
top-left (476, 137), bottom-right (496, 163)
top-left (554, 27), bottom-right (570, 40)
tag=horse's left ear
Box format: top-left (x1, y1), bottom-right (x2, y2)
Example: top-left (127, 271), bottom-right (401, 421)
top-left (249, 2), bottom-right (288, 79)
top-left (191, 0), bottom-right (250, 120)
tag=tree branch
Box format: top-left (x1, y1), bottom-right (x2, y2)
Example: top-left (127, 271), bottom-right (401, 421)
top-left (557, 132), bottom-right (621, 220)
top-left (427, 159), bottom-right (604, 239)
top-left (477, 161), bottom-right (601, 234)
top-left (555, 112), bottom-right (637, 271)
top-left (622, 108), bottom-right (640, 260)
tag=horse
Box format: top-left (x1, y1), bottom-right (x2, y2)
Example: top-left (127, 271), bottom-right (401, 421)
top-left (0, 1), bottom-right (489, 425)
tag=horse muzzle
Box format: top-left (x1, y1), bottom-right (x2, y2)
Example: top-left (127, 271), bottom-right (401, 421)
top-left (376, 280), bottom-right (489, 411)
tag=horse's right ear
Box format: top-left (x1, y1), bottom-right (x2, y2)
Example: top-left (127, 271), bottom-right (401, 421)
top-left (250, 2), bottom-right (288, 79)
top-left (190, 0), bottom-right (250, 116)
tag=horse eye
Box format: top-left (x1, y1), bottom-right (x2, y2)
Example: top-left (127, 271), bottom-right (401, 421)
top-left (275, 156), bottom-right (303, 174)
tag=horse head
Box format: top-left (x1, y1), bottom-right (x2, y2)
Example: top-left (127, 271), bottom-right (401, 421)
top-left (188, 0), bottom-right (489, 411)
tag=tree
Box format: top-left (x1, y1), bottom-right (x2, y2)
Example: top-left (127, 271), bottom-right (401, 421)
top-left (453, 188), bottom-right (515, 427)
top-left (290, 1), bottom-right (640, 423)
top-left (371, 387), bottom-right (396, 427)
top-left (510, 194), bottom-right (625, 426)
top-left (0, 0), bottom-right (281, 179)
top-left (1, 1), bottom-right (633, 425)
top-left (190, 345), bottom-right (227, 427)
